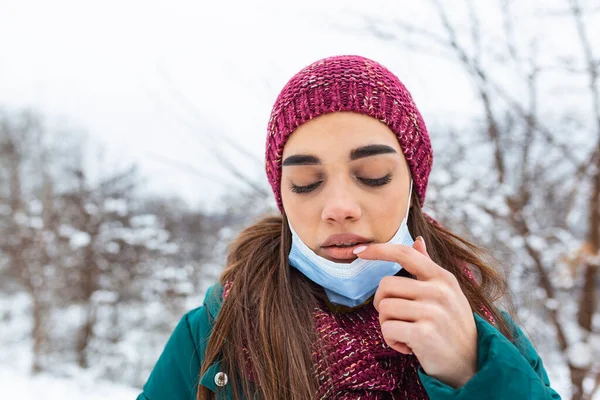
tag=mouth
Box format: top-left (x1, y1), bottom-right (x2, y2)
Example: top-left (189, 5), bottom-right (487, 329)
top-left (320, 233), bottom-right (373, 261)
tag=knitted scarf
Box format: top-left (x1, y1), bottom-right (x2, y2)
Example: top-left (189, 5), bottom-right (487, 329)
top-left (312, 299), bottom-right (429, 399)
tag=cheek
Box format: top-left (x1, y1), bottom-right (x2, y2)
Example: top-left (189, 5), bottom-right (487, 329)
top-left (281, 191), bottom-right (321, 246)
top-left (372, 209), bottom-right (400, 241)
top-left (369, 184), bottom-right (407, 241)
top-left (282, 189), bottom-right (313, 219)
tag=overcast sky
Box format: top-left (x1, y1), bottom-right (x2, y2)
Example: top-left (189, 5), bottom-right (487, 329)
top-left (1, 0), bottom-right (597, 210)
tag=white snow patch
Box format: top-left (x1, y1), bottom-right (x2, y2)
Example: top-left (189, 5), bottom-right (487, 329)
top-left (91, 290), bottom-right (119, 304)
top-left (589, 334), bottom-right (600, 359)
top-left (28, 216), bottom-right (44, 229)
top-left (160, 242), bottom-right (179, 254)
top-left (0, 204), bottom-right (10, 216)
top-left (567, 342), bottom-right (593, 369)
top-left (0, 368), bottom-right (140, 400)
top-left (105, 241), bottom-right (120, 254)
top-left (544, 298), bottom-right (560, 311)
top-left (58, 224), bottom-right (77, 238)
top-left (104, 199), bottom-right (128, 216)
top-left (585, 253), bottom-right (600, 267)
top-left (69, 231), bottom-right (91, 249)
top-left (28, 200), bottom-right (42, 214)
top-left (526, 235), bottom-right (547, 252)
top-left (84, 203), bottom-right (99, 215)
top-left (13, 211), bottom-right (28, 225)
top-left (131, 214), bottom-right (158, 227)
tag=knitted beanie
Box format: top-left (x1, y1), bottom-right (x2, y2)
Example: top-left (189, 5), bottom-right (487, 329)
top-left (265, 55), bottom-right (433, 212)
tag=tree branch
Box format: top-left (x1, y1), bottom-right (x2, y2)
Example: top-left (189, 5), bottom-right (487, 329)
top-left (569, 0), bottom-right (600, 340)
top-left (366, 3), bottom-right (588, 170)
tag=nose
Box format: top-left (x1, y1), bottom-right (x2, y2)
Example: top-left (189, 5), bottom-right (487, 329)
top-left (321, 182), bottom-right (362, 223)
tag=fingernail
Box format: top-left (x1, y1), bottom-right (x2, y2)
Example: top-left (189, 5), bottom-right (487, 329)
top-left (418, 236), bottom-right (426, 251)
top-left (353, 245), bottom-right (368, 254)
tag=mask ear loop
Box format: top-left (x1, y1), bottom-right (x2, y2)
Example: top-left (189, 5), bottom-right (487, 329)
top-left (404, 179), bottom-right (414, 223)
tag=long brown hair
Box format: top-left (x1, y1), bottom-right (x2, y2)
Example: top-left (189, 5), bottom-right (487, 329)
top-left (198, 189), bottom-right (515, 400)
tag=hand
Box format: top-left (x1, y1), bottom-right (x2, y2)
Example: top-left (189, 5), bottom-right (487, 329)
top-left (353, 237), bottom-right (478, 388)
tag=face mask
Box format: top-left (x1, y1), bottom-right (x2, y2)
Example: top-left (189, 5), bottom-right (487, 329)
top-left (288, 180), bottom-right (415, 308)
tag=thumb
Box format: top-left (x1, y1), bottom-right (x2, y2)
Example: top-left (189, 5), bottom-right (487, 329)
top-left (413, 236), bottom-right (429, 258)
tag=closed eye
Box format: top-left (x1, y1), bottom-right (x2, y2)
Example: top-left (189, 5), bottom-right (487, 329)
top-left (291, 181), bottom-right (322, 194)
top-left (358, 175), bottom-right (392, 187)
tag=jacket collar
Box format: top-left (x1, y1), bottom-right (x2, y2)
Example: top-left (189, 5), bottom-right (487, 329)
top-left (199, 283), bottom-right (231, 396)
top-left (204, 282), bottom-right (223, 319)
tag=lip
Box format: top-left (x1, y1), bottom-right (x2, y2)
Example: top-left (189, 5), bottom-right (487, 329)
top-left (320, 233), bottom-right (372, 261)
top-left (321, 233), bottom-right (371, 247)
top-left (320, 244), bottom-right (370, 261)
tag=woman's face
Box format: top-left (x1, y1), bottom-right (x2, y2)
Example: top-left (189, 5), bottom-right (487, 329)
top-left (281, 112), bottom-right (412, 263)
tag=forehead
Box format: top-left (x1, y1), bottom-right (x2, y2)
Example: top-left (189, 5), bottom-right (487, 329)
top-left (282, 112), bottom-right (402, 158)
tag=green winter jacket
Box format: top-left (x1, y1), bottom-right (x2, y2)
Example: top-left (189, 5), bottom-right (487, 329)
top-left (137, 283), bottom-right (562, 400)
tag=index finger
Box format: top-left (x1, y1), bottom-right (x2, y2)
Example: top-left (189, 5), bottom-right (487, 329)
top-left (354, 243), bottom-right (440, 281)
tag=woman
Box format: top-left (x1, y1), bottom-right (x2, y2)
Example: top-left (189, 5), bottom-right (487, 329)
top-left (138, 55), bottom-right (561, 399)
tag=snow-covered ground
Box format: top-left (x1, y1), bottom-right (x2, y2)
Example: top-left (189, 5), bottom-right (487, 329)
top-left (0, 363), bottom-right (577, 399)
top-left (0, 367), bottom-right (139, 400)
top-left (0, 291), bottom-right (575, 399)
top-left (0, 293), bottom-right (140, 398)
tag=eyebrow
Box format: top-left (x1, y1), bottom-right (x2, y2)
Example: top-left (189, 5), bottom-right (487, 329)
top-left (350, 144), bottom-right (397, 160)
top-left (281, 154), bottom-right (320, 166)
top-left (282, 144), bottom-right (397, 166)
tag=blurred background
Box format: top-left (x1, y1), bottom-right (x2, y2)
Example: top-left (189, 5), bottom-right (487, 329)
top-left (0, 0), bottom-right (599, 398)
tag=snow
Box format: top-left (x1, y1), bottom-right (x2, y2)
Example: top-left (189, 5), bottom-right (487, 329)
top-left (544, 298), bottom-right (560, 311)
top-left (90, 290), bottom-right (119, 304)
top-left (160, 242), bottom-right (179, 254)
top-left (526, 235), bottom-right (547, 253)
top-left (104, 198), bottom-right (128, 216)
top-left (13, 211), bottom-right (28, 225)
top-left (0, 368), bottom-right (139, 400)
top-left (591, 334), bottom-right (600, 359)
top-left (28, 200), bottom-right (43, 214)
top-left (58, 224), bottom-right (75, 237)
top-left (85, 203), bottom-right (99, 215)
top-left (568, 341), bottom-right (593, 369)
top-left (69, 231), bottom-right (91, 249)
top-left (0, 204), bottom-right (10, 216)
top-left (586, 253), bottom-right (600, 267)
top-left (28, 216), bottom-right (44, 229)
top-left (105, 241), bottom-right (120, 254)
top-left (130, 214), bottom-right (158, 227)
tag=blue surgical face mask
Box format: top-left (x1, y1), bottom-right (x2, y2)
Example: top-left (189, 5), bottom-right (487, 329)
top-left (288, 180), bottom-right (415, 308)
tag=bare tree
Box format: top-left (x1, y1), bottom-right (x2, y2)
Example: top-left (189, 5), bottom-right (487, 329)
top-left (0, 110), bottom-right (56, 373)
top-left (355, 1), bottom-right (599, 398)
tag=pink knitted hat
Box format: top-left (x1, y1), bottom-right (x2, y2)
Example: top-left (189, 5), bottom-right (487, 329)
top-left (266, 55), bottom-right (433, 212)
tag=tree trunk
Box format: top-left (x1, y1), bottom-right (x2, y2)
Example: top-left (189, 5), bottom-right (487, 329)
top-left (74, 177), bottom-right (99, 369)
top-left (30, 290), bottom-right (44, 374)
top-left (76, 304), bottom-right (96, 369)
